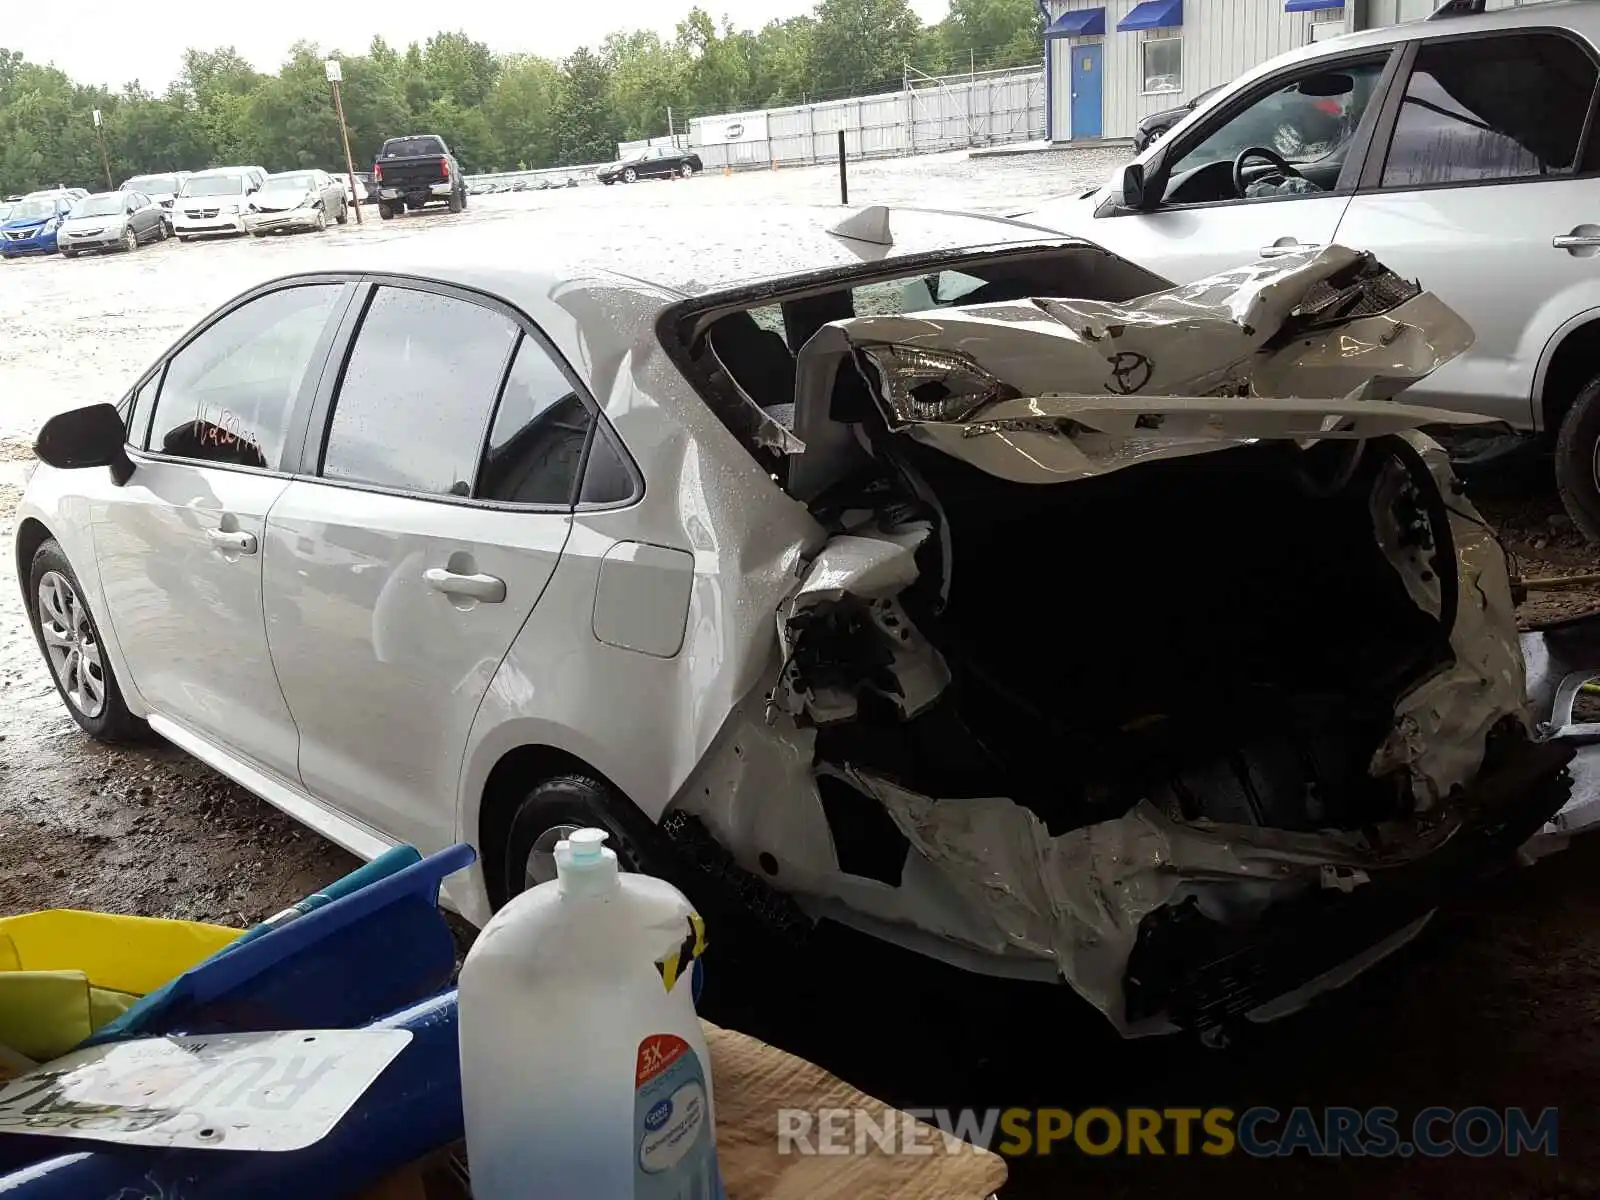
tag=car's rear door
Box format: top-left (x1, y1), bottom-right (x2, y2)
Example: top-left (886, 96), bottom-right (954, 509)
top-left (1329, 28), bottom-right (1600, 429)
top-left (262, 279), bottom-right (595, 853)
top-left (96, 278), bottom-right (355, 781)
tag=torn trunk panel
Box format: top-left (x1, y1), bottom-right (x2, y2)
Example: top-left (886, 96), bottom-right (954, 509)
top-left (671, 245), bottom-right (1590, 1038)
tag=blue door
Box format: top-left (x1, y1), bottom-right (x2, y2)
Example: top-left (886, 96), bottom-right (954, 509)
top-left (1071, 43), bottom-right (1103, 140)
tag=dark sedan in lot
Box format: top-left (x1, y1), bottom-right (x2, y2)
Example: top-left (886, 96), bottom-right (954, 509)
top-left (1132, 85), bottom-right (1223, 151)
top-left (596, 144), bottom-right (703, 184)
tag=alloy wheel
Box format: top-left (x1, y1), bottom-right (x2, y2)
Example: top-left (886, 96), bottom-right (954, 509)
top-left (681, 163), bottom-right (694, 178)
top-left (314, 207), bottom-right (326, 232)
top-left (36, 570), bottom-right (106, 718)
top-left (123, 228), bottom-right (137, 252)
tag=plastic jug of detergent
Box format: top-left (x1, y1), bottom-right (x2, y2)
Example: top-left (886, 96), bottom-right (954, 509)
top-left (459, 828), bottom-right (725, 1200)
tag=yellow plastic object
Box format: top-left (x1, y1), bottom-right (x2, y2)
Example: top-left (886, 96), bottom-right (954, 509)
top-left (0, 909), bottom-right (239, 1062)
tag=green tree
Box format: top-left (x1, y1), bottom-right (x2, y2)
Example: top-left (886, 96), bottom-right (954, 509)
top-left (550, 47), bottom-right (620, 166)
top-left (486, 55), bottom-right (564, 171)
top-left (807, 0), bottom-right (924, 97)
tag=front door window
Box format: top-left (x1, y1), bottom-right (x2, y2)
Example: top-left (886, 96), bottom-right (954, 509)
top-left (1161, 57), bottom-right (1389, 205)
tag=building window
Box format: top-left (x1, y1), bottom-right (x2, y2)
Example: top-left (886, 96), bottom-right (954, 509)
top-left (1142, 36), bottom-right (1182, 95)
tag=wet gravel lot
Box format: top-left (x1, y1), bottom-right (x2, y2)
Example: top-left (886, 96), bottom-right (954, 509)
top-left (2, 146), bottom-right (1599, 1198)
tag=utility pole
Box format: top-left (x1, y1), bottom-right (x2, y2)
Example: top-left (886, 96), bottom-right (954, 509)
top-left (326, 59), bottom-right (363, 226)
top-left (92, 109), bottom-right (112, 189)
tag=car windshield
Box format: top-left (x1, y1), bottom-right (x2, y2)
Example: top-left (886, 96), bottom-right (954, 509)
top-left (10, 197), bottom-right (57, 220)
top-left (264, 172), bottom-right (317, 190)
top-left (71, 194), bottom-right (124, 218)
top-left (125, 175), bottom-right (177, 194)
top-left (183, 174), bottom-right (246, 197)
top-left (380, 137), bottom-right (445, 158)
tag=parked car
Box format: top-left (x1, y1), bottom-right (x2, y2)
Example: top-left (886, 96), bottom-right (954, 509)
top-left (0, 190), bottom-right (75, 258)
top-left (1023, 2), bottom-right (1600, 540)
top-left (16, 208), bottom-right (1594, 1041)
top-left (121, 172), bottom-right (191, 229)
top-left (371, 134), bottom-right (466, 219)
top-left (0, 201), bottom-right (13, 224)
top-left (596, 145), bottom-right (703, 185)
top-left (243, 170), bottom-right (350, 236)
top-left (58, 190), bottom-right (168, 257)
top-left (350, 171), bottom-right (377, 205)
top-left (172, 171), bottom-right (258, 241)
top-left (1132, 85), bottom-right (1223, 151)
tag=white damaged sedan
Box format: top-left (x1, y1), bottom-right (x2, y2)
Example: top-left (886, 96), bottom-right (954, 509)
top-left (18, 207), bottom-right (1599, 1042)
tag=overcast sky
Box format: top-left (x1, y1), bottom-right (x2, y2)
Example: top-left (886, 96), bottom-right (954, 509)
top-left (13, 0), bottom-right (953, 92)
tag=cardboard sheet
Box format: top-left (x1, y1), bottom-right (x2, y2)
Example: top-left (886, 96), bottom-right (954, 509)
top-left (706, 1021), bottom-right (1007, 1199)
top-left (363, 1022), bottom-right (1007, 1200)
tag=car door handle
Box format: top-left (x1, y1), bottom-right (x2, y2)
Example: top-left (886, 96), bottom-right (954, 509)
top-left (424, 567), bottom-right (506, 603)
top-left (1553, 235), bottom-right (1600, 249)
top-left (1260, 241), bottom-right (1319, 257)
top-left (206, 529), bottom-right (257, 555)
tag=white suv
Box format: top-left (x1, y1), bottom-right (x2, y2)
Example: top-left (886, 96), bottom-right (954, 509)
top-left (1025, 0), bottom-right (1600, 537)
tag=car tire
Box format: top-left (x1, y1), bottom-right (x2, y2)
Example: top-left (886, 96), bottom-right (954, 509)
top-left (28, 540), bottom-right (146, 743)
top-left (448, 188), bottom-right (464, 214)
top-left (680, 163), bottom-right (694, 179)
top-left (502, 774), bottom-right (652, 903)
top-left (622, 167), bottom-right (638, 184)
top-left (378, 203), bottom-right (394, 220)
top-left (123, 228), bottom-right (138, 253)
top-left (313, 206), bottom-right (327, 232)
top-left (336, 200), bottom-right (349, 225)
top-left (60, 249), bottom-right (75, 259)
top-left (1554, 377), bottom-right (1600, 542)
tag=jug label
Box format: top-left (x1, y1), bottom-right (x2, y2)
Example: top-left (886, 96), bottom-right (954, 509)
top-left (634, 1033), bottom-right (724, 1199)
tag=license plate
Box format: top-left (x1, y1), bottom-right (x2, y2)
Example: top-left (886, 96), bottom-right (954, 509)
top-left (0, 1028), bottom-right (411, 1151)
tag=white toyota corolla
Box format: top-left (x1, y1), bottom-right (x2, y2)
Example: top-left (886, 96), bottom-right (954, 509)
top-left (17, 208), bottom-right (1598, 1041)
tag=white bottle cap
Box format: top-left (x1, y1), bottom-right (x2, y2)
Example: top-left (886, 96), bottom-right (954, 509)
top-left (553, 828), bottom-right (620, 899)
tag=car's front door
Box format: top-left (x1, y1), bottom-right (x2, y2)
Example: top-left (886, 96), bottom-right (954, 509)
top-left (262, 281), bottom-right (591, 853)
top-left (1057, 49), bottom-right (1398, 284)
top-left (94, 280), bottom-right (352, 780)
top-left (1330, 30), bottom-right (1600, 429)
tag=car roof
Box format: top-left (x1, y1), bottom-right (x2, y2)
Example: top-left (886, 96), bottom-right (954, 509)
top-left (291, 204), bottom-right (1084, 303)
top-left (1246, 0), bottom-right (1600, 70)
top-left (79, 191), bottom-right (120, 201)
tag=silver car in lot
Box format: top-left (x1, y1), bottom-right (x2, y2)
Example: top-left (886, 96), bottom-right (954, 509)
top-left (120, 172), bottom-right (190, 231)
top-left (15, 209), bottom-right (1600, 1044)
top-left (58, 191), bottom-right (169, 257)
top-left (244, 170), bottom-right (350, 236)
top-left (1023, 0), bottom-right (1600, 541)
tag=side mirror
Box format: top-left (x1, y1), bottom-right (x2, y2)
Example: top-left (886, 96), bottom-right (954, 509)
top-left (1121, 162), bottom-right (1149, 210)
top-left (34, 403), bottom-right (134, 486)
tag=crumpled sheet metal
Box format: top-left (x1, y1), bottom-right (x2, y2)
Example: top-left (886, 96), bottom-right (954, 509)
top-left (794, 246), bottom-right (1484, 485)
top-left (850, 769), bottom-right (1320, 1035)
top-left (773, 522), bottom-right (951, 723)
top-left (1371, 435), bottom-right (1531, 806)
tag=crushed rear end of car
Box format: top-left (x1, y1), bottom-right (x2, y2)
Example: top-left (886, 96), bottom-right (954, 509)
top-left (667, 240), bottom-right (1593, 1041)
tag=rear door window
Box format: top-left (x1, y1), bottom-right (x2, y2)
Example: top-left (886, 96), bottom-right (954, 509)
top-left (478, 333), bottom-right (594, 506)
top-left (320, 286), bottom-right (518, 497)
top-left (1380, 33), bottom-right (1599, 187)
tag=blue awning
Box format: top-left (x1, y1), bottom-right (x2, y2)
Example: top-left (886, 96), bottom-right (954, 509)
top-left (1117, 0), bottom-right (1183, 31)
top-left (1284, 0), bottom-right (1342, 10)
top-left (1045, 7), bottom-right (1106, 37)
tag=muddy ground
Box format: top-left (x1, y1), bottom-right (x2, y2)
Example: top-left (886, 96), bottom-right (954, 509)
top-left (1, 150), bottom-right (1599, 1197)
